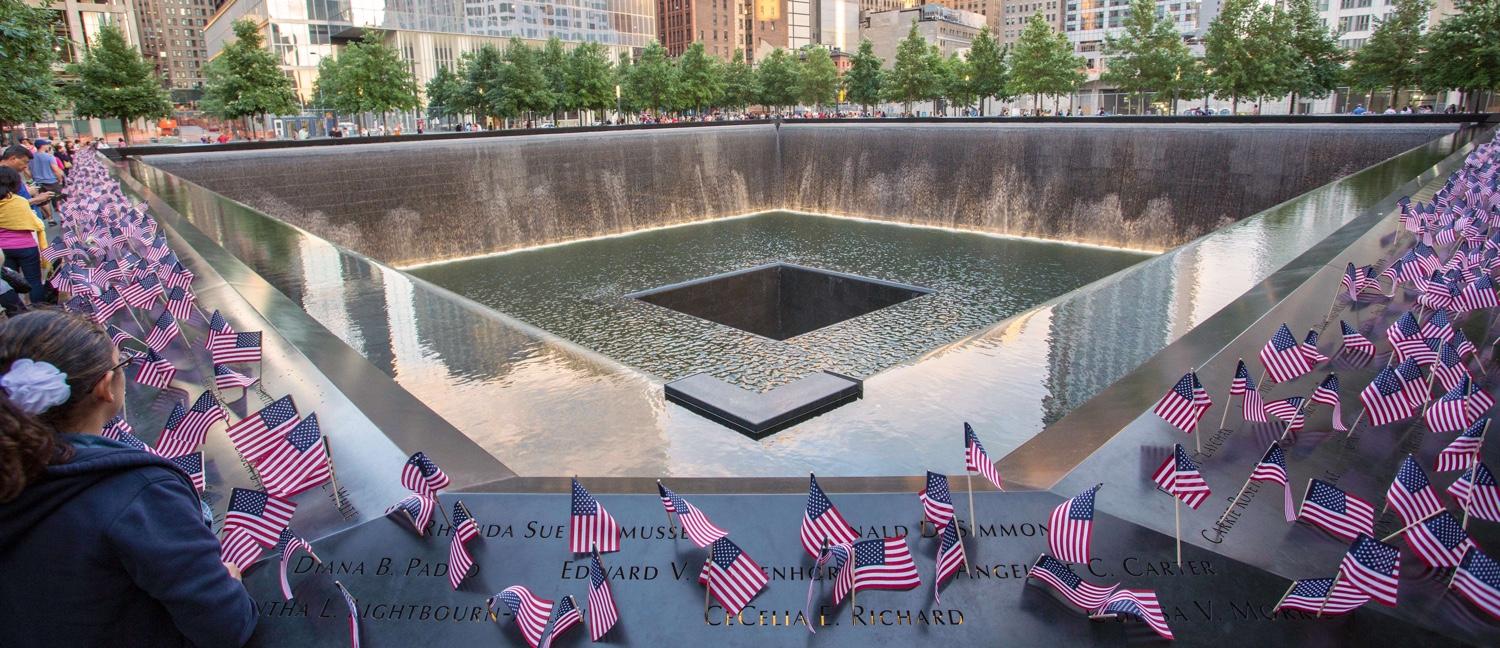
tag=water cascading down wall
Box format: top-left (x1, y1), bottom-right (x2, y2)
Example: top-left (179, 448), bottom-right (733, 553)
top-left (140, 122), bottom-right (1462, 266)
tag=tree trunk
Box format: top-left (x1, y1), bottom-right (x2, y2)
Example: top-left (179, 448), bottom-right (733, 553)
top-left (120, 116), bottom-right (131, 145)
top-left (1288, 92), bottom-right (1297, 115)
top-left (1232, 95), bottom-right (1239, 114)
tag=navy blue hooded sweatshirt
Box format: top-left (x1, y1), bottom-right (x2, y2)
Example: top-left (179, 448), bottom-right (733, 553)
top-left (0, 434), bottom-right (257, 647)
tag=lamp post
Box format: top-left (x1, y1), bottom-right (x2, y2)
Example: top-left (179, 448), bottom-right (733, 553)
top-left (615, 84), bottom-right (622, 124)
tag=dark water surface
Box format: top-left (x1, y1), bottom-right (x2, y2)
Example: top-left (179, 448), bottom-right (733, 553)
top-left (409, 212), bottom-right (1152, 390)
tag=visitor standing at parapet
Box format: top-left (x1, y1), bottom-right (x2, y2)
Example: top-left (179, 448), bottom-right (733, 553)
top-left (0, 168), bottom-right (49, 303)
top-left (26, 140), bottom-right (63, 220)
top-left (1, 146), bottom-right (56, 221)
top-left (0, 310), bottom-right (259, 647)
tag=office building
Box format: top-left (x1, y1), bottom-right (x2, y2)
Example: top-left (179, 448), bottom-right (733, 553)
top-left (861, 4), bottom-right (985, 63)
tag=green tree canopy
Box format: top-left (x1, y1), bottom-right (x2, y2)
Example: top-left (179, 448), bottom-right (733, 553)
top-left (424, 65), bottom-right (464, 121)
top-left (1420, 0), bottom-right (1500, 108)
top-left (1203, 0), bottom-right (1291, 111)
top-left (566, 42), bottom-right (616, 121)
top-left (798, 46), bottom-right (840, 110)
top-left (0, 0), bottom-right (63, 126)
top-left (965, 26), bottom-right (1009, 114)
top-left (63, 23), bottom-right (171, 143)
top-left (755, 48), bottom-right (801, 110)
top-left (887, 24), bottom-right (938, 112)
top-left (844, 39), bottom-right (884, 111)
top-left (200, 19), bottom-right (299, 123)
top-left (677, 42), bottom-right (723, 113)
top-left (941, 52), bottom-right (978, 114)
top-left (502, 38), bottom-right (553, 119)
top-left (318, 29), bottom-right (420, 125)
top-left (540, 37), bottom-right (571, 116)
top-left (457, 45), bottom-right (506, 124)
top-left (1282, 0), bottom-right (1346, 111)
top-left (1101, 0), bottom-right (1193, 113)
top-left (625, 41), bottom-right (677, 112)
top-left (1008, 12), bottom-right (1085, 111)
top-left (719, 49), bottom-right (759, 111)
top-left (1348, 0), bottom-right (1431, 101)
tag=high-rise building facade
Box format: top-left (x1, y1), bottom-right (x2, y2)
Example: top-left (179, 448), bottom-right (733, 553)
top-left (205, 0), bottom-right (654, 111)
top-left (861, 3), bottom-right (985, 63)
top-left (20, 0), bottom-right (141, 139)
top-left (133, 0), bottom-right (213, 103)
top-left (1000, 0), bottom-right (1062, 42)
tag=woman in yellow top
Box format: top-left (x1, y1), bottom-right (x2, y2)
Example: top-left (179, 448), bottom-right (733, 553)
top-left (0, 168), bottom-right (48, 303)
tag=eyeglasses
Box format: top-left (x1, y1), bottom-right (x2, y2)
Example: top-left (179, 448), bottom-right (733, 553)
top-left (108, 356), bottom-right (133, 374)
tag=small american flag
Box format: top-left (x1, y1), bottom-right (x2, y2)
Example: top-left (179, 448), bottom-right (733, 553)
top-left (800, 473), bottom-right (858, 558)
top-left (1452, 548), bottom-right (1500, 620)
top-left (1425, 375), bottom-right (1477, 433)
top-left (164, 286), bottom-right (195, 322)
top-left (1273, 577), bottom-right (1368, 615)
top-left (1449, 463), bottom-right (1500, 522)
top-left (1405, 511), bottom-right (1474, 568)
top-left (1385, 455), bottom-right (1443, 525)
top-left (919, 471), bottom-right (956, 528)
top-left (963, 422), bottom-right (1003, 489)
top-left (657, 482), bottom-right (728, 548)
top-left (213, 331), bottom-right (263, 365)
top-left (1459, 274), bottom-right (1499, 311)
top-left (1230, 359), bottom-right (1250, 396)
top-left (91, 288), bottom-right (126, 321)
top-left (401, 451), bottom-right (451, 496)
top-left (1151, 371), bottom-right (1212, 433)
top-left (540, 595), bottom-right (582, 648)
top-left (226, 395), bottom-right (300, 462)
top-left (1260, 324), bottom-right (1312, 383)
top-left (1433, 342), bottom-right (1472, 392)
top-left (1263, 397), bottom-right (1308, 433)
top-left (253, 414), bottom-right (331, 498)
top-left (1453, 327), bottom-right (1478, 359)
top-left (168, 452), bottom-right (205, 493)
top-left (206, 310), bottom-right (235, 350)
top-left (1301, 329), bottom-right (1328, 365)
top-left (224, 487), bottom-right (297, 546)
top-left (120, 274), bottom-right (164, 308)
top-left (1340, 534), bottom-right (1399, 607)
top-left (386, 493), bottom-right (436, 536)
top-left (219, 527), bottom-right (264, 572)
top-left (144, 309), bottom-right (180, 353)
top-left (491, 586), bottom-right (553, 648)
top-left (334, 581), bottom-right (361, 648)
top-left (586, 550), bottom-right (619, 641)
top-left (155, 400), bottom-right (202, 458)
top-left (449, 501), bottom-right (480, 589)
top-left (101, 415), bottom-right (159, 455)
top-left (1392, 335), bottom-right (1438, 365)
top-left (1093, 588), bottom-right (1173, 640)
top-left (1422, 309), bottom-right (1453, 342)
top-left (1435, 417), bottom-right (1487, 472)
top-left (214, 364), bottom-right (259, 391)
top-left (1151, 444), bottom-right (1211, 509)
top-left (833, 537), bottom-right (920, 604)
top-left (132, 349), bottom-right (175, 390)
top-left (162, 262), bottom-right (194, 292)
top-left (180, 390), bottom-right (228, 439)
top-left (698, 537), bottom-right (769, 616)
top-left (1251, 443), bottom-right (1288, 486)
top-left (1298, 479), bottom-right (1374, 542)
top-left (1026, 554), bottom-right (1117, 611)
top-left (275, 528), bottom-right (317, 600)
top-left (1048, 484), bottom-right (1100, 563)
top-left (569, 478), bottom-right (620, 553)
top-left (1311, 373), bottom-right (1347, 431)
top-left (933, 521), bottom-right (966, 603)
top-left (1359, 366), bottom-right (1414, 427)
top-left (1386, 311), bottom-right (1422, 345)
top-left (657, 482), bottom-right (675, 512)
top-left (1341, 262), bottom-right (1365, 300)
top-left (1241, 369), bottom-right (1267, 422)
top-left (1339, 320), bottom-right (1377, 356)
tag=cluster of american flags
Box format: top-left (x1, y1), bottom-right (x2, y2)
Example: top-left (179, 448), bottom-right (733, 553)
top-left (1141, 136), bottom-right (1500, 624)
top-left (52, 157), bottom-right (341, 615)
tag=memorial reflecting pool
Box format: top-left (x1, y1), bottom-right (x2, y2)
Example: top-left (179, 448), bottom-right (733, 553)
top-left (408, 212), bottom-right (1151, 391)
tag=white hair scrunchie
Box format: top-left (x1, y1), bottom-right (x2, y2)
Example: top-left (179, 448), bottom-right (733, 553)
top-left (0, 359), bottom-right (71, 415)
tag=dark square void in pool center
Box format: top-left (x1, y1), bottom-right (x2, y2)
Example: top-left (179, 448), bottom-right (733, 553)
top-left (628, 263), bottom-right (931, 341)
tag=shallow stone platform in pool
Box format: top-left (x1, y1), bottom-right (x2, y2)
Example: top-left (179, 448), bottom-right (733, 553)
top-left (409, 211), bottom-right (1152, 391)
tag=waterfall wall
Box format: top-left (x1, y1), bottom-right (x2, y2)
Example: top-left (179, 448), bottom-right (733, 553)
top-left (141, 122), bottom-right (1459, 265)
